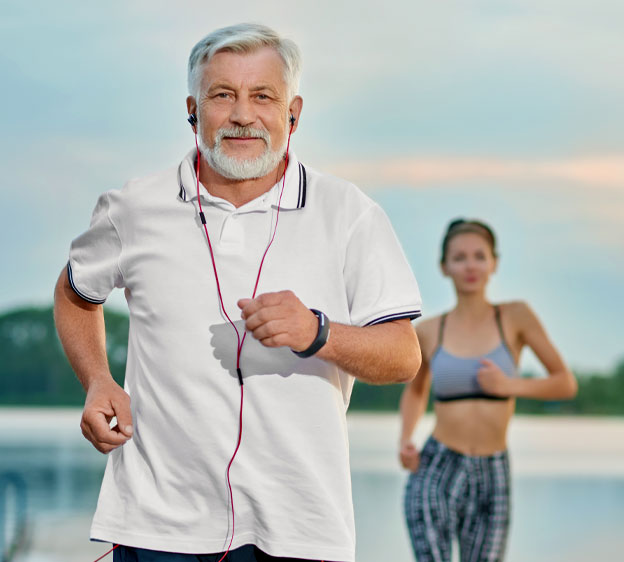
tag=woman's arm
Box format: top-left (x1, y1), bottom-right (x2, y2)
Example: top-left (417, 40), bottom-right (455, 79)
top-left (399, 323), bottom-right (433, 470)
top-left (479, 302), bottom-right (577, 400)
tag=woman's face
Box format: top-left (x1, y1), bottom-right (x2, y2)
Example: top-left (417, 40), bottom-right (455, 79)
top-left (441, 232), bottom-right (497, 294)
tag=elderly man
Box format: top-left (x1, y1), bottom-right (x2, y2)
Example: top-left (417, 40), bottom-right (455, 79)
top-left (55, 23), bottom-right (422, 562)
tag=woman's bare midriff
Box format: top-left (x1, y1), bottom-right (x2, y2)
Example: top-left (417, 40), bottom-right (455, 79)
top-left (432, 399), bottom-right (515, 456)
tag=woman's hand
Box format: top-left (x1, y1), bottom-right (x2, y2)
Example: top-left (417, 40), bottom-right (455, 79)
top-left (477, 358), bottom-right (513, 397)
top-left (400, 441), bottom-right (421, 472)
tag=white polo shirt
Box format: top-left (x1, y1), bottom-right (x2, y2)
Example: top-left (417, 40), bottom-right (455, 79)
top-left (68, 149), bottom-right (422, 562)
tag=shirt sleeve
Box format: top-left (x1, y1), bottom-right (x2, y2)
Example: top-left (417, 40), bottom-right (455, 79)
top-left (344, 203), bottom-right (422, 327)
top-left (67, 191), bottom-right (124, 304)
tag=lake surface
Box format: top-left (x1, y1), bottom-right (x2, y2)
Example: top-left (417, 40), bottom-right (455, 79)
top-left (1, 410), bottom-right (623, 562)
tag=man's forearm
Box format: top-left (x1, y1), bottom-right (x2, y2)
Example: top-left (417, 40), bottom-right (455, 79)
top-left (315, 319), bottom-right (421, 384)
top-left (53, 268), bottom-right (112, 391)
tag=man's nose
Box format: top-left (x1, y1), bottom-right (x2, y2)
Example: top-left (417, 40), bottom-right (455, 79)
top-left (229, 98), bottom-right (255, 127)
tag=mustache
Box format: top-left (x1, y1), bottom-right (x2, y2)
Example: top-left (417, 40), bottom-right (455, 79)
top-left (215, 126), bottom-right (270, 144)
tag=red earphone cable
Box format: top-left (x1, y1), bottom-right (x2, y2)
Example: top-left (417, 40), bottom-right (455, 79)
top-left (93, 544), bottom-right (119, 562)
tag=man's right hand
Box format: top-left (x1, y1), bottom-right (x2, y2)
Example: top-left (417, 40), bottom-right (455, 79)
top-left (81, 378), bottom-right (133, 454)
top-left (399, 441), bottom-right (421, 472)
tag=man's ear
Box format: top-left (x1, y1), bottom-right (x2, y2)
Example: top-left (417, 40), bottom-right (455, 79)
top-left (186, 96), bottom-right (197, 115)
top-left (288, 96), bottom-right (303, 133)
top-left (186, 96), bottom-right (198, 133)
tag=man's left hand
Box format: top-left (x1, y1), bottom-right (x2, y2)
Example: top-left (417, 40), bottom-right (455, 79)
top-left (238, 291), bottom-right (318, 352)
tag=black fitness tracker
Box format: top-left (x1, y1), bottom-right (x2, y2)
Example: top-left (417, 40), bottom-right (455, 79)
top-left (292, 309), bottom-right (330, 358)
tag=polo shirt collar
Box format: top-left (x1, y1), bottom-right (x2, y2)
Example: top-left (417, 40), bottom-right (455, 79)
top-left (177, 148), bottom-right (307, 210)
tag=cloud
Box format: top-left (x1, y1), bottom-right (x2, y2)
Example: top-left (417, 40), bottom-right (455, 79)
top-left (327, 154), bottom-right (624, 189)
top-left (327, 153), bottom-right (624, 259)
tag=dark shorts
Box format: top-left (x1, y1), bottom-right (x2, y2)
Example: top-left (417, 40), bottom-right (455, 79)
top-left (113, 544), bottom-right (326, 562)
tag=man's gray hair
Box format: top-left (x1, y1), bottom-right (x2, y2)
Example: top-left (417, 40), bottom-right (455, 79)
top-left (187, 23), bottom-right (302, 102)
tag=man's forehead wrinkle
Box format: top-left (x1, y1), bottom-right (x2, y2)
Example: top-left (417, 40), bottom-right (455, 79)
top-left (201, 70), bottom-right (286, 97)
top-left (206, 77), bottom-right (282, 89)
top-left (206, 81), bottom-right (237, 92)
top-left (203, 81), bottom-right (283, 97)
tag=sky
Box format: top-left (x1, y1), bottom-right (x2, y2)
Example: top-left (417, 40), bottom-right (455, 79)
top-left (1, 0), bottom-right (623, 372)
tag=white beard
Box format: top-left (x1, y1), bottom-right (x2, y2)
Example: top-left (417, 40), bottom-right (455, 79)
top-left (198, 125), bottom-right (287, 180)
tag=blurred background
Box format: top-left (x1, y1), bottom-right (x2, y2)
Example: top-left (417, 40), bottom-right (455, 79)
top-left (1, 1), bottom-right (623, 561)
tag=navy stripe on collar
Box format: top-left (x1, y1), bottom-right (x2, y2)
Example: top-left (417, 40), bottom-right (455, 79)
top-left (177, 162), bottom-right (188, 202)
top-left (297, 163), bottom-right (307, 208)
top-left (177, 159), bottom-right (307, 209)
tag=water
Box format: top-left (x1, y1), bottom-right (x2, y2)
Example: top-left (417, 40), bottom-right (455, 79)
top-left (352, 472), bottom-right (624, 562)
top-left (2, 410), bottom-right (624, 562)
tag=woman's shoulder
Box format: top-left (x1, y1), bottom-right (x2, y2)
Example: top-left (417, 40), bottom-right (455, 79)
top-left (414, 314), bottom-right (446, 349)
top-left (495, 300), bottom-right (538, 327)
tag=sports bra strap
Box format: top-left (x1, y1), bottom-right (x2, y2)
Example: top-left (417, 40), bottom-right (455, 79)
top-left (493, 305), bottom-right (512, 353)
top-left (436, 313), bottom-right (448, 350)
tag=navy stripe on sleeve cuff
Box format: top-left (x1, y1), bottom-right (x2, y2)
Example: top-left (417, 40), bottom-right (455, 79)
top-left (364, 310), bottom-right (422, 326)
top-left (66, 262), bottom-right (106, 304)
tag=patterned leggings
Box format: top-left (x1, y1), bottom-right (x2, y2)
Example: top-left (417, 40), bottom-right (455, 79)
top-left (404, 436), bottom-right (510, 562)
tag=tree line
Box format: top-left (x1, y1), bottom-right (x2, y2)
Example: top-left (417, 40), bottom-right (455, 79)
top-left (1, 306), bottom-right (622, 414)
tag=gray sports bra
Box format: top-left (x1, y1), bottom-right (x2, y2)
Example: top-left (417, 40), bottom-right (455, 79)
top-left (430, 306), bottom-right (517, 402)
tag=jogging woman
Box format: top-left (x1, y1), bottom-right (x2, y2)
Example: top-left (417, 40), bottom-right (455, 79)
top-left (399, 218), bottom-right (577, 562)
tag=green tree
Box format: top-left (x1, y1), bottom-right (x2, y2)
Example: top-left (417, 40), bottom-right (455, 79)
top-left (0, 306), bottom-right (128, 406)
top-left (1, 306), bottom-right (623, 414)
